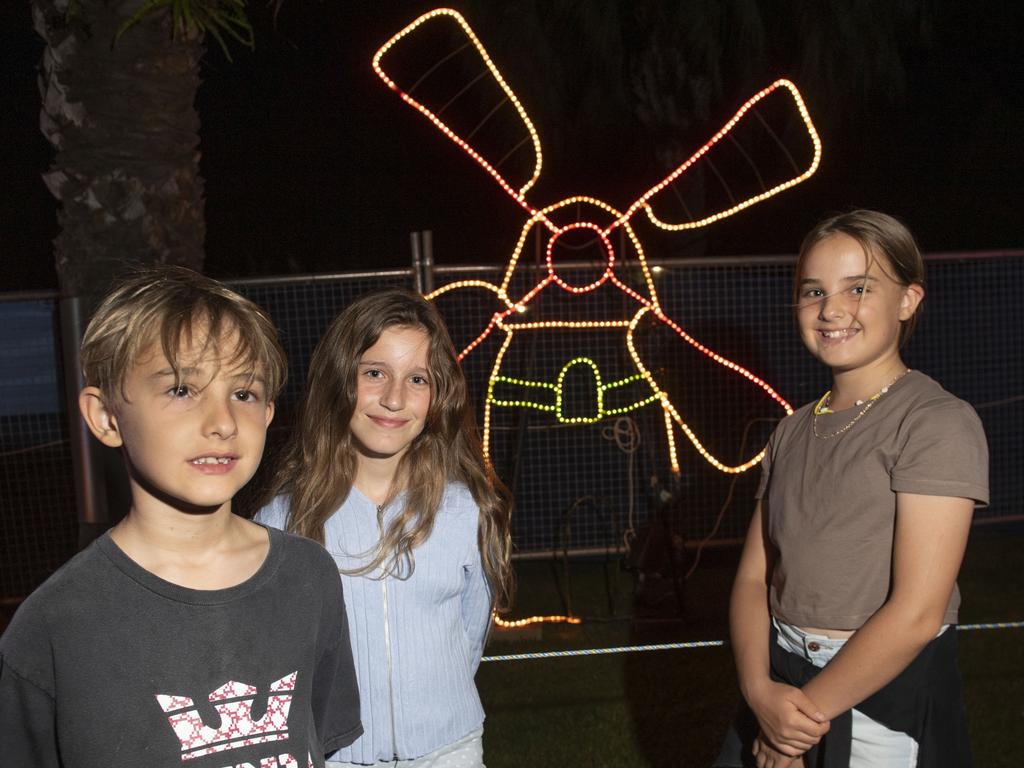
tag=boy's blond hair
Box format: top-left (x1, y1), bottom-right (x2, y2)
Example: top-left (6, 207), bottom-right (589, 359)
top-left (81, 265), bottom-right (287, 404)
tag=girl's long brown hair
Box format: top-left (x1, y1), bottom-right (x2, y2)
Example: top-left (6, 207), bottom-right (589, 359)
top-left (262, 289), bottom-right (514, 610)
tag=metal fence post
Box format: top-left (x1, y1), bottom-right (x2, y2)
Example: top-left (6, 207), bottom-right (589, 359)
top-left (421, 230), bottom-right (435, 294)
top-left (410, 231), bottom-right (424, 294)
top-left (58, 295), bottom-right (108, 548)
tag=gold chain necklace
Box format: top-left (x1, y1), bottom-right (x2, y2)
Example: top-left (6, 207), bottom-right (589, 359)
top-left (812, 369), bottom-right (911, 439)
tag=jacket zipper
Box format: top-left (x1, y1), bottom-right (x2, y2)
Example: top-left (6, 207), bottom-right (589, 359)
top-left (378, 504), bottom-right (399, 761)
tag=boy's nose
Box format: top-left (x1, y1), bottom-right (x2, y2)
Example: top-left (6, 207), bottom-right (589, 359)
top-left (203, 398), bottom-right (238, 438)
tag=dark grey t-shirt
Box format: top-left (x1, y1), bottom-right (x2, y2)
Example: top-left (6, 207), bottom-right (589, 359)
top-left (0, 525), bottom-right (362, 768)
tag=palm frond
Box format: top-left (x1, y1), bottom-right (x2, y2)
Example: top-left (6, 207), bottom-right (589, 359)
top-left (114, 0), bottom-right (256, 58)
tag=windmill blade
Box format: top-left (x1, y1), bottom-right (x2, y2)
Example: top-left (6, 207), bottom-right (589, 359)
top-left (627, 306), bottom-right (792, 474)
top-left (373, 8), bottom-right (544, 211)
top-left (616, 80), bottom-right (821, 232)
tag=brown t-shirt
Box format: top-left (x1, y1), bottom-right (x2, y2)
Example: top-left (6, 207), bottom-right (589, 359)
top-left (757, 370), bottom-right (989, 629)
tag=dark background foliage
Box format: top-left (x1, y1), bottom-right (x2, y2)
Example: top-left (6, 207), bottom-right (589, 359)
top-left (2, 1), bottom-right (1022, 290)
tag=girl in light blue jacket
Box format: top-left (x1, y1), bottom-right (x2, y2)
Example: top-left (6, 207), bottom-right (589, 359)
top-left (257, 289), bottom-right (513, 767)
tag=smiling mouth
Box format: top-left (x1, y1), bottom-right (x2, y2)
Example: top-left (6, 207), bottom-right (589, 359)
top-left (819, 328), bottom-right (859, 340)
top-left (189, 456), bottom-right (237, 465)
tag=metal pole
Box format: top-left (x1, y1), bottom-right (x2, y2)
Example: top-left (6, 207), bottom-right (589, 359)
top-left (58, 295), bottom-right (105, 547)
top-left (409, 231), bottom-right (424, 294)
top-left (421, 230), bottom-right (435, 294)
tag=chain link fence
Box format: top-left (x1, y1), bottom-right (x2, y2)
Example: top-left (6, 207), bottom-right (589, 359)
top-left (2, 252), bottom-right (1021, 600)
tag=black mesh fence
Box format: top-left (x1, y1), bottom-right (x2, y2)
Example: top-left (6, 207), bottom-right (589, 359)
top-left (0, 300), bottom-right (76, 601)
top-left (1, 253), bottom-right (1021, 600)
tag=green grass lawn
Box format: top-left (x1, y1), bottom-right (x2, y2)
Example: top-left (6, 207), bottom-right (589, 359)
top-left (479, 528), bottom-right (1024, 767)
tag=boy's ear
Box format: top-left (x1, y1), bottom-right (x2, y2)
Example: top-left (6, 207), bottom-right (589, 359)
top-left (264, 401), bottom-right (275, 428)
top-left (79, 386), bottom-right (124, 448)
top-left (899, 282), bottom-right (925, 320)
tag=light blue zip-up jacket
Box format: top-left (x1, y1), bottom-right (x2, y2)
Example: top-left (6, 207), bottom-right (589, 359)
top-left (256, 482), bottom-right (492, 763)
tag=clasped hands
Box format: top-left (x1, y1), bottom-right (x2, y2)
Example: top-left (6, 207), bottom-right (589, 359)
top-left (748, 681), bottom-right (829, 768)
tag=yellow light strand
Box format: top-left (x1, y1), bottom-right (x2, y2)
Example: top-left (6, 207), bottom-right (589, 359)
top-left (604, 374), bottom-right (643, 390)
top-left (605, 396), bottom-right (659, 415)
top-left (493, 612), bottom-right (582, 628)
top-left (557, 357), bottom-right (601, 424)
top-left (661, 404), bottom-right (680, 474)
top-left (663, 398), bottom-right (766, 474)
top-left (425, 279), bottom-right (514, 309)
top-left (499, 210), bottom-right (551, 293)
top-left (489, 399), bottom-right (557, 412)
top-left (493, 376), bottom-right (557, 390)
top-left (481, 331), bottom-right (516, 465)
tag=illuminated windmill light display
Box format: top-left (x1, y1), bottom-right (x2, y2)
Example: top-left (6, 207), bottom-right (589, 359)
top-left (373, 8), bottom-right (823, 478)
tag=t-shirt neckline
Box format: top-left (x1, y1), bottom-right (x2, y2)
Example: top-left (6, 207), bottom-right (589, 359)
top-left (96, 523), bottom-right (284, 605)
top-left (816, 369), bottom-right (920, 418)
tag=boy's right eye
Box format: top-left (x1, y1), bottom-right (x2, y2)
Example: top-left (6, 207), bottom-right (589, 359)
top-left (167, 385), bottom-right (191, 398)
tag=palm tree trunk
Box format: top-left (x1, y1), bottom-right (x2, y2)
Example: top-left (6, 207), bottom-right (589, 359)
top-left (32, 0), bottom-right (207, 542)
top-left (32, 0), bottom-right (206, 299)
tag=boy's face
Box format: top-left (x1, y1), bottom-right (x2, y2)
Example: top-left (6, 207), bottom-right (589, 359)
top-left (81, 328), bottom-right (275, 516)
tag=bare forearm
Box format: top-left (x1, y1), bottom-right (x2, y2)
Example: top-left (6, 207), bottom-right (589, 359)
top-left (731, 577), bottom-right (773, 701)
top-left (801, 602), bottom-right (939, 718)
top-left (803, 492), bottom-right (973, 718)
top-left (731, 504), bottom-right (830, 754)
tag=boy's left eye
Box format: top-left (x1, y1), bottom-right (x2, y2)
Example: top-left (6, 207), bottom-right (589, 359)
top-left (233, 389), bottom-right (260, 402)
top-left (411, 375), bottom-right (428, 386)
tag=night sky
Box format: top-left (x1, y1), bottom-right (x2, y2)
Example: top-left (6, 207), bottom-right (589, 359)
top-left (2, 1), bottom-right (1022, 291)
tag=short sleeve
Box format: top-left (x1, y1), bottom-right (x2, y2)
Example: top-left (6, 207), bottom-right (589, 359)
top-left (0, 604), bottom-right (61, 768)
top-left (0, 656), bottom-right (60, 768)
top-left (310, 550), bottom-right (363, 753)
top-left (754, 430), bottom-right (776, 500)
top-left (891, 399), bottom-right (989, 505)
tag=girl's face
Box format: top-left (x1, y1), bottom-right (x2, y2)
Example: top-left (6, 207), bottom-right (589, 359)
top-left (349, 325), bottom-right (432, 463)
top-left (796, 233), bottom-right (922, 374)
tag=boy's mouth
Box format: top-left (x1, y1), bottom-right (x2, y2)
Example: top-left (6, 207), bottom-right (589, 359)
top-left (190, 456), bottom-right (235, 465)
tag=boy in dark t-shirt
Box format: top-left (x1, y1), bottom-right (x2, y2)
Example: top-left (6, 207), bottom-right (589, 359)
top-left (0, 267), bottom-right (361, 767)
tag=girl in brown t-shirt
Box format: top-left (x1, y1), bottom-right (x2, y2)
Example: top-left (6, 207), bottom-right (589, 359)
top-left (720, 210), bottom-right (987, 767)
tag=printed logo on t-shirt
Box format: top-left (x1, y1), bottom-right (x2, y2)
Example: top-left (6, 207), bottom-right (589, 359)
top-left (155, 672), bottom-right (313, 767)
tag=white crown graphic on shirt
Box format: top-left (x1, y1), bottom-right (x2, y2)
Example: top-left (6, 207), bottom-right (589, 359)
top-left (155, 672), bottom-right (297, 761)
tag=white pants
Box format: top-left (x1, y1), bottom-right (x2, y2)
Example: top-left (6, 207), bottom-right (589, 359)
top-left (774, 620), bottom-right (921, 768)
top-left (326, 728), bottom-right (484, 768)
